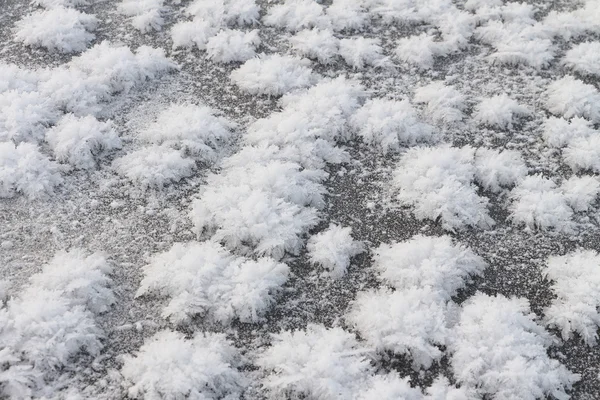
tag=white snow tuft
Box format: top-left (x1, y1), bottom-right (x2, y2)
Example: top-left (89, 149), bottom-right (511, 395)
top-left (474, 147), bottom-right (528, 193)
top-left (561, 175), bottom-right (600, 212)
top-left (326, 0), bottom-right (368, 31)
top-left (206, 29), bottom-right (261, 63)
top-left (473, 94), bottom-right (530, 129)
top-left (450, 292), bottom-right (579, 399)
top-left (338, 37), bottom-right (387, 70)
top-left (138, 103), bottom-right (235, 163)
top-left (347, 287), bottom-right (451, 369)
top-left (563, 42), bottom-right (600, 77)
top-left (0, 90), bottom-right (58, 142)
top-left (542, 116), bottom-right (596, 148)
top-left (349, 98), bottom-right (434, 153)
top-left (393, 145), bottom-right (494, 231)
top-left (544, 250), bottom-right (600, 345)
top-left (395, 33), bottom-right (447, 70)
top-left (374, 235), bottom-right (486, 300)
top-left (290, 28), bottom-right (339, 65)
top-left (256, 324), bottom-right (372, 399)
top-left (264, 0), bottom-right (329, 32)
top-left (306, 224), bottom-right (365, 278)
top-left (171, 19), bottom-right (218, 50)
top-left (545, 76), bottom-right (600, 123)
top-left (112, 146), bottom-right (196, 189)
top-left (0, 142), bottom-right (62, 199)
top-left (119, 0), bottom-right (165, 33)
top-left (136, 241), bottom-right (289, 324)
top-left (230, 54), bottom-right (316, 96)
top-left (46, 114), bottom-right (121, 170)
top-left (14, 7), bottom-right (98, 53)
top-left (414, 81), bottom-right (466, 125)
top-left (121, 330), bottom-right (246, 400)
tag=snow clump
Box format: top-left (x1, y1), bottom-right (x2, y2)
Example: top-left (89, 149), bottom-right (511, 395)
top-left (0, 142), bottom-right (63, 199)
top-left (45, 114), bottom-right (121, 170)
top-left (264, 0), bottom-right (329, 32)
top-left (474, 147), bottom-right (528, 193)
top-left (544, 250), bottom-right (600, 345)
top-left (414, 81), bottom-right (466, 125)
top-left (542, 116), bottom-right (596, 148)
top-left (0, 90), bottom-right (58, 142)
top-left (450, 292), bottom-right (579, 400)
top-left (473, 94), bottom-right (530, 129)
top-left (545, 76), bottom-right (600, 123)
top-left (171, 19), bottom-right (218, 50)
top-left (112, 146), bottom-right (196, 189)
top-left (338, 37), bottom-right (387, 70)
top-left (138, 103), bottom-right (235, 163)
top-left (230, 54), bottom-right (316, 96)
top-left (306, 224), bottom-right (365, 278)
top-left (0, 249), bottom-right (112, 398)
top-left (256, 324), bottom-right (373, 399)
top-left (121, 330), bottom-right (246, 400)
top-left (326, 0), bottom-right (368, 32)
top-left (560, 175), bottom-right (600, 212)
top-left (563, 42), bottom-right (600, 77)
top-left (373, 235), bottom-right (486, 300)
top-left (14, 7), bottom-right (98, 53)
top-left (395, 33), bottom-right (448, 70)
top-left (349, 98), bottom-right (434, 153)
top-left (290, 28), bottom-right (339, 64)
top-left (393, 145), bottom-right (495, 231)
top-left (119, 0), bottom-right (166, 33)
top-left (206, 29), bottom-right (261, 63)
top-left (136, 241), bottom-right (289, 324)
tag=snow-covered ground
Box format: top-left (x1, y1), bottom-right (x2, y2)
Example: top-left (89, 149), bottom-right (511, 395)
top-left (1, 0), bottom-right (600, 398)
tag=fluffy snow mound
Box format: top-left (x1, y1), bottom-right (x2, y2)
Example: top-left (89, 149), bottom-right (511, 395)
top-left (563, 136), bottom-right (600, 173)
top-left (0, 249), bottom-right (112, 398)
top-left (14, 7), bottom-right (98, 53)
top-left (290, 28), bottom-right (339, 64)
top-left (256, 324), bottom-right (373, 399)
top-left (33, 0), bottom-right (90, 7)
top-left (473, 94), bottom-right (530, 129)
top-left (450, 293), bottom-right (579, 400)
top-left (545, 76), bottom-right (600, 123)
top-left (0, 63), bottom-right (39, 93)
top-left (414, 81), bottom-right (466, 125)
top-left (230, 54), bottom-right (316, 96)
top-left (542, 116), bottom-right (596, 148)
top-left (264, 0), bottom-right (329, 32)
top-left (121, 330), bottom-right (246, 400)
top-left (306, 224), bottom-right (365, 278)
top-left (474, 147), bottom-right (528, 193)
top-left (339, 37), bottom-right (387, 70)
top-left (347, 287), bottom-right (451, 369)
top-left (40, 41), bottom-right (177, 115)
top-left (190, 77), bottom-right (364, 258)
top-left (327, 0), bottom-right (368, 31)
top-left (563, 42), bottom-right (600, 77)
top-left (46, 114), bottom-right (121, 170)
top-left (136, 241), bottom-right (289, 324)
top-left (544, 250), bottom-right (600, 345)
top-left (171, 19), bottom-right (218, 50)
top-left (186, 0), bottom-right (259, 27)
top-left (357, 374), bottom-right (423, 400)
top-left (561, 175), bottom-right (600, 212)
top-left (393, 145), bottom-right (494, 231)
top-left (0, 142), bottom-right (62, 199)
top-left (119, 0), bottom-right (165, 33)
top-left (0, 90), bottom-right (58, 142)
top-left (374, 235), bottom-right (486, 300)
top-left (509, 174), bottom-right (582, 233)
top-left (349, 98), bottom-right (434, 153)
top-left (112, 146), bottom-right (196, 189)
top-left (395, 33), bottom-right (447, 70)
top-left (138, 103), bottom-right (235, 163)
top-left (206, 29), bottom-right (261, 63)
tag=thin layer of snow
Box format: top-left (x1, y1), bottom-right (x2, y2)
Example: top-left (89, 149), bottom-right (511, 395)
top-left (136, 241), bottom-right (289, 324)
top-left (306, 224), bottom-right (365, 278)
top-left (544, 250), bottom-right (600, 345)
top-left (121, 330), bottom-right (246, 400)
top-left (46, 114), bottom-right (122, 170)
top-left (230, 54), bottom-right (316, 96)
top-left (14, 7), bottom-right (98, 53)
top-left (450, 292), bottom-right (579, 400)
